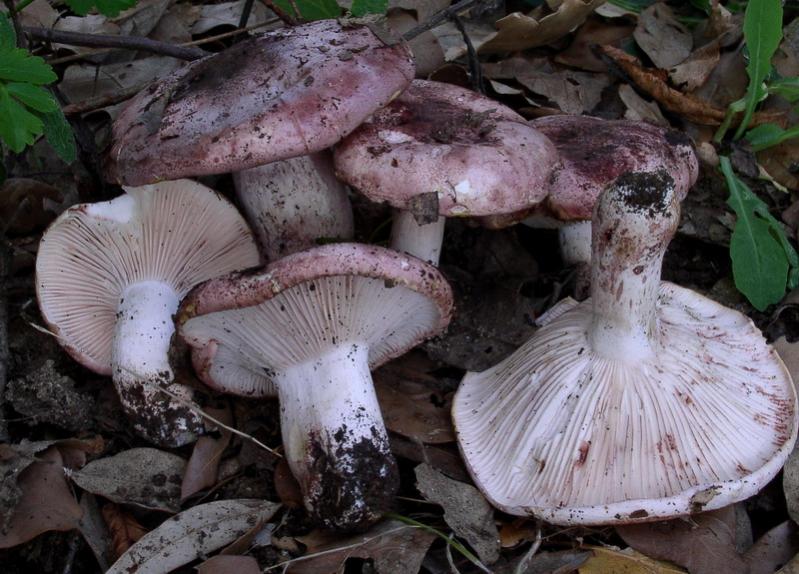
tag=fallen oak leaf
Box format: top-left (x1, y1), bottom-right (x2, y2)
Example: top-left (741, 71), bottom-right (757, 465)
top-left (596, 44), bottom-right (785, 127)
top-left (181, 406), bottom-right (232, 500)
top-left (106, 499), bottom-right (280, 574)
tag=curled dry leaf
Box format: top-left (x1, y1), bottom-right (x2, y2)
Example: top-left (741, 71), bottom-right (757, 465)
top-left (0, 447), bottom-right (82, 549)
top-left (289, 520), bottom-right (437, 574)
top-left (758, 139), bottom-right (799, 191)
top-left (669, 41), bottom-right (721, 92)
top-left (102, 502), bottom-right (148, 561)
top-left (597, 44), bottom-right (785, 127)
top-left (415, 463), bottom-right (500, 565)
top-left (106, 499), bottom-right (280, 574)
top-left (618, 84), bottom-right (668, 125)
top-left (516, 69), bottom-right (610, 114)
top-left (198, 555), bottom-right (261, 574)
top-left (181, 407), bottom-right (232, 501)
top-left (481, 0), bottom-right (606, 53)
top-left (554, 17), bottom-right (634, 72)
top-left (67, 447), bottom-right (186, 512)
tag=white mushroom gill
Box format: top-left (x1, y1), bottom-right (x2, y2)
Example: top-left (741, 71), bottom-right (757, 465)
top-left (180, 274), bottom-right (442, 528)
top-left (453, 171), bottom-right (798, 525)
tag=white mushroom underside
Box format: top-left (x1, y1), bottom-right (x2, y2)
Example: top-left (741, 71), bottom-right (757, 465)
top-left (454, 283), bottom-right (796, 523)
top-left (36, 182), bottom-right (259, 371)
top-left (181, 275), bottom-right (442, 391)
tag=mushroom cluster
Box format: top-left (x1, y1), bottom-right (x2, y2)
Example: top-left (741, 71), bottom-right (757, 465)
top-left (32, 17), bottom-right (797, 536)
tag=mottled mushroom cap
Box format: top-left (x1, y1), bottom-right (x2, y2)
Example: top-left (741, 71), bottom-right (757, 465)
top-left (178, 243), bottom-right (453, 394)
top-left (106, 20), bottom-right (415, 186)
top-left (36, 180), bottom-right (260, 374)
top-left (533, 115), bottom-right (699, 220)
top-left (334, 79), bottom-right (558, 217)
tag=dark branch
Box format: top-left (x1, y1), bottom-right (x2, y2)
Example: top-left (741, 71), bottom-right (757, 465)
top-left (23, 27), bottom-right (209, 61)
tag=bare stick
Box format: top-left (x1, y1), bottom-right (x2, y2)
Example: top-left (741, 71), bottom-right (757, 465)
top-left (24, 27), bottom-right (209, 61)
top-left (62, 84), bottom-right (146, 115)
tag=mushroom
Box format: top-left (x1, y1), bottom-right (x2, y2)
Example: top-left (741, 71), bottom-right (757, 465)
top-left (36, 180), bottom-right (260, 446)
top-left (452, 170), bottom-right (798, 525)
top-left (334, 79), bottom-right (558, 265)
top-left (105, 20), bottom-right (415, 186)
top-left (178, 243), bottom-right (453, 529)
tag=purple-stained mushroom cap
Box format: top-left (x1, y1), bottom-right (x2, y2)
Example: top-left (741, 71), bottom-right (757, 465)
top-left (453, 171), bottom-right (797, 525)
top-left (36, 180), bottom-right (260, 446)
top-left (106, 20), bottom-right (415, 186)
top-left (178, 243), bottom-right (453, 530)
top-left (334, 79), bottom-right (558, 264)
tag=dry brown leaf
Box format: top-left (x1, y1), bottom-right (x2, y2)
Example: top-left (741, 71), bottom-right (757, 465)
top-left (617, 508), bottom-right (748, 574)
top-left (481, 0), bottom-right (606, 53)
top-left (597, 44), bottom-right (784, 127)
top-left (102, 502), bottom-right (147, 562)
top-left (579, 546), bottom-right (685, 573)
top-left (198, 555), bottom-right (261, 574)
top-left (0, 447), bottom-right (83, 549)
top-left (181, 407), bottom-right (232, 500)
top-left (0, 178), bottom-right (64, 235)
top-left (758, 138), bottom-right (799, 191)
top-left (499, 518), bottom-right (539, 548)
top-left (516, 69), bottom-right (610, 114)
top-left (110, 0), bottom-right (171, 38)
top-left (415, 463), bottom-right (500, 564)
top-left (273, 457), bottom-right (303, 508)
top-left (385, 10), bottom-right (444, 77)
top-left (192, 0), bottom-right (272, 34)
top-left (554, 17), bottom-right (634, 72)
top-left (375, 375), bottom-right (454, 444)
top-left (744, 521), bottom-right (799, 574)
top-left (390, 435), bottom-right (470, 481)
top-left (634, 3), bottom-right (692, 69)
top-left (148, 1), bottom-right (200, 45)
top-left (16, 0), bottom-right (58, 28)
top-left (669, 41), bottom-right (721, 91)
top-left (78, 493), bottom-right (112, 572)
top-left (289, 520), bottom-right (436, 574)
top-left (619, 84), bottom-right (668, 125)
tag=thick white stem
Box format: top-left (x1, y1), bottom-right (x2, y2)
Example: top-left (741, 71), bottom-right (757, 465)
top-left (559, 220), bottom-right (592, 266)
top-left (112, 281), bottom-right (202, 446)
top-left (234, 154), bottom-right (354, 260)
top-left (276, 342), bottom-right (397, 530)
top-left (390, 210), bottom-right (446, 265)
top-left (588, 172), bottom-right (679, 362)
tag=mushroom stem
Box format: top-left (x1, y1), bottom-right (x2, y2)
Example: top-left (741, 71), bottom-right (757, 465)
top-left (112, 280), bottom-right (202, 446)
top-left (588, 171), bottom-right (679, 362)
top-left (390, 210), bottom-right (446, 265)
top-left (275, 341), bottom-right (398, 530)
top-left (559, 220), bottom-right (592, 266)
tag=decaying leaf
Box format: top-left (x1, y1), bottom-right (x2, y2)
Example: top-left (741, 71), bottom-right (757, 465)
top-left (181, 407), bottom-right (232, 500)
top-left (617, 508), bottom-right (747, 574)
top-left (289, 520), bottom-right (436, 574)
top-left (102, 502), bottom-right (148, 561)
top-left (633, 3), bottom-right (692, 69)
top-left (192, 0), bottom-right (272, 34)
top-left (106, 499), bottom-right (280, 574)
top-left (619, 84), bottom-right (668, 125)
top-left (67, 447), bottom-right (186, 512)
top-left (503, 549), bottom-right (591, 573)
top-left (481, 0), bottom-right (606, 53)
top-left (597, 44), bottom-right (784, 127)
top-left (783, 444), bottom-right (799, 524)
top-left (744, 521), bottom-right (799, 574)
top-left (669, 41), bottom-right (721, 91)
top-left (499, 518), bottom-right (539, 548)
top-left (390, 435), bottom-right (470, 481)
top-left (758, 138), bottom-right (799, 191)
top-left (0, 447), bottom-right (83, 549)
top-left (415, 463), bottom-right (500, 564)
top-left (579, 546), bottom-right (686, 573)
top-left (554, 17), bottom-right (634, 72)
top-left (78, 493), bottom-right (112, 571)
top-left (516, 69), bottom-right (610, 114)
top-left (375, 375), bottom-right (454, 444)
top-left (198, 555), bottom-right (261, 574)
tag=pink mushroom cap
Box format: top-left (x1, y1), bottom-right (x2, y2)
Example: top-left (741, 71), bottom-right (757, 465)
top-left (334, 79), bottom-right (558, 218)
top-left (106, 20), bottom-right (415, 186)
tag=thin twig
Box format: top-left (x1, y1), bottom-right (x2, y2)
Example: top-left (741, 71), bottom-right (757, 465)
top-left (401, 0), bottom-right (483, 42)
top-left (238, 0), bottom-right (256, 28)
top-left (258, 0), bottom-right (296, 26)
top-left (24, 27), bottom-right (209, 61)
top-left (513, 523), bottom-right (542, 574)
top-left (46, 18), bottom-right (280, 65)
top-left (62, 84), bottom-right (145, 115)
top-left (451, 13), bottom-right (484, 94)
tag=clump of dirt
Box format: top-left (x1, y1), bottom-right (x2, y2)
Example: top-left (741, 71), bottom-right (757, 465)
top-left (6, 360), bottom-right (94, 431)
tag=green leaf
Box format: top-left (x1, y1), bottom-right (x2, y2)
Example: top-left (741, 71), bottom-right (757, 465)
top-left (767, 76), bottom-right (799, 102)
top-left (350, 0), bottom-right (388, 16)
top-left (40, 107), bottom-right (76, 165)
top-left (0, 12), bottom-right (15, 51)
top-left (272, 0), bottom-right (341, 20)
top-left (745, 122), bottom-right (799, 151)
top-left (63, 0), bottom-right (137, 17)
top-left (6, 83), bottom-right (58, 112)
top-left (0, 85), bottom-right (44, 152)
top-left (0, 48), bottom-right (58, 84)
top-left (721, 156), bottom-right (795, 310)
top-left (734, 0), bottom-right (783, 139)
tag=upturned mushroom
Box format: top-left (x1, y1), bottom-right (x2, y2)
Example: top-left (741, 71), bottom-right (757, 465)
top-left (453, 170), bottom-right (798, 525)
top-left (36, 180), bottom-right (260, 446)
top-left (178, 243), bottom-right (453, 529)
top-left (334, 79), bottom-right (558, 265)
